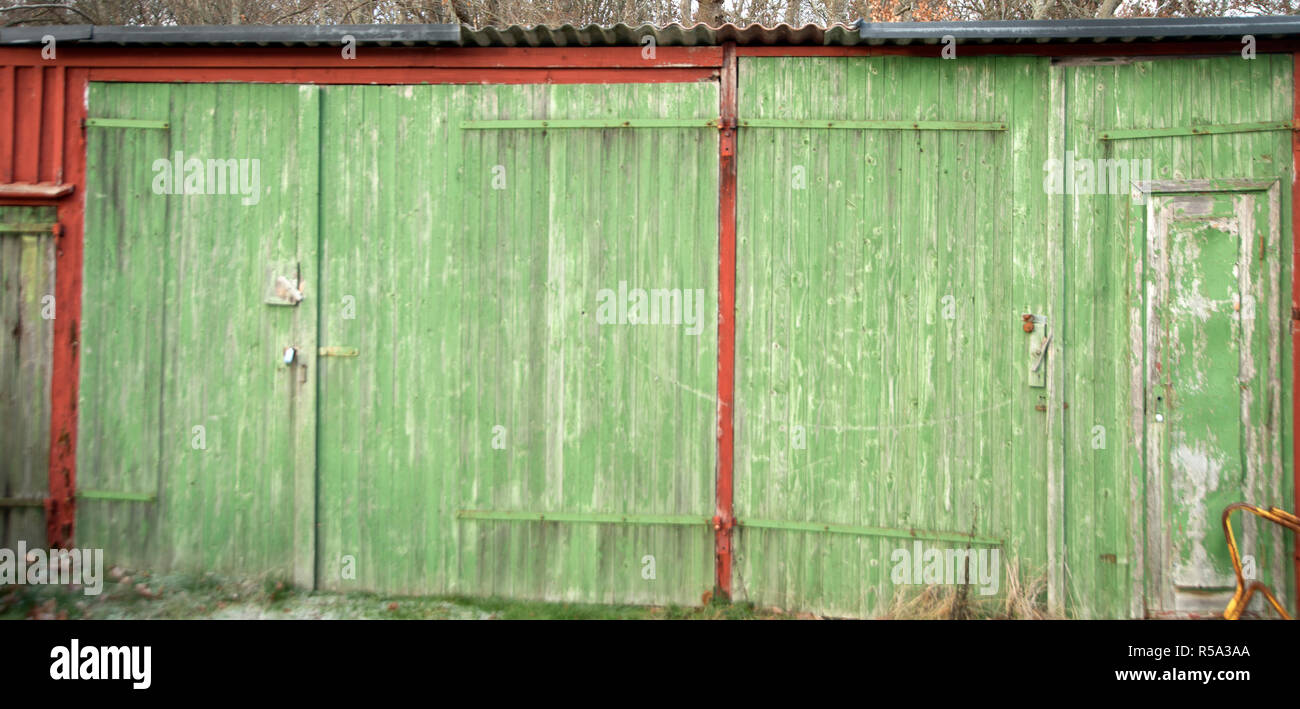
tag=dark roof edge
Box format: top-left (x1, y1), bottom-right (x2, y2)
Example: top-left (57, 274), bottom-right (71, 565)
top-left (858, 16), bottom-right (1300, 41)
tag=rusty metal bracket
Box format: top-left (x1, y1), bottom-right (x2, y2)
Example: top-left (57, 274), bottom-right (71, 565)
top-left (1221, 502), bottom-right (1300, 619)
top-left (318, 346), bottom-right (358, 357)
top-left (718, 117), bottom-right (737, 157)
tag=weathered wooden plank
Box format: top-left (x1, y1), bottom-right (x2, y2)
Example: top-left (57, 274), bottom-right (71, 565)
top-left (0, 206), bottom-right (55, 550)
top-left (78, 83), bottom-right (170, 567)
top-left (292, 84), bottom-right (320, 590)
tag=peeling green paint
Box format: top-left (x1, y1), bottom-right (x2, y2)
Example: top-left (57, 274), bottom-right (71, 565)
top-left (72, 54), bottom-right (1296, 619)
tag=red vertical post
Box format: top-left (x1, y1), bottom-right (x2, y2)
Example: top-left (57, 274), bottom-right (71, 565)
top-left (1, 65), bottom-right (14, 183)
top-left (1292, 53), bottom-right (1300, 616)
top-left (52, 66), bottom-right (65, 184)
top-left (46, 67), bottom-right (87, 549)
top-left (714, 41), bottom-right (737, 601)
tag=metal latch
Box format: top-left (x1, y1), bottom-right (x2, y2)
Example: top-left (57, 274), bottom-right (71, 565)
top-left (265, 263), bottom-right (304, 306)
top-left (1029, 332), bottom-right (1051, 388)
top-left (318, 347), bottom-right (359, 358)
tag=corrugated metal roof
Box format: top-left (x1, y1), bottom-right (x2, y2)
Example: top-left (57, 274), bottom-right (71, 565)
top-left (0, 24), bottom-right (460, 46)
top-left (1, 17), bottom-right (1298, 48)
top-left (458, 22), bottom-right (859, 47)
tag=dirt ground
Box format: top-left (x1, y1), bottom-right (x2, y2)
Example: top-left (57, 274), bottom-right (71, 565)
top-left (0, 567), bottom-right (804, 620)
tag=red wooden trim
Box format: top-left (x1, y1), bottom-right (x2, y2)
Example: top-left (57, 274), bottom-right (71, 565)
top-left (13, 67), bottom-right (38, 183)
top-left (736, 46), bottom-right (876, 57)
top-left (31, 66), bottom-right (43, 182)
top-left (1292, 52), bottom-right (1300, 616)
top-left (714, 40), bottom-right (737, 601)
top-left (85, 67), bottom-right (718, 85)
top-left (2, 65), bottom-right (14, 183)
top-left (0, 182), bottom-right (72, 198)
top-left (0, 45), bottom-right (724, 68)
top-left (52, 66), bottom-right (64, 183)
top-left (0, 198), bottom-right (68, 207)
top-left (46, 67), bottom-right (86, 549)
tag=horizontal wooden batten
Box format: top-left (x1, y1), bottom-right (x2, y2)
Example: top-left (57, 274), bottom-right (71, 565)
top-left (83, 67), bottom-right (720, 85)
top-left (455, 510), bottom-right (1001, 546)
top-left (456, 510), bottom-right (711, 527)
top-left (75, 490), bottom-right (157, 503)
top-left (737, 518), bottom-right (1003, 546)
top-left (460, 118), bottom-right (719, 130)
top-left (0, 497), bottom-right (45, 508)
top-left (739, 118), bottom-right (1007, 131)
top-left (83, 118), bottom-right (169, 129)
top-left (0, 222), bottom-right (57, 233)
top-left (1099, 121), bottom-right (1294, 140)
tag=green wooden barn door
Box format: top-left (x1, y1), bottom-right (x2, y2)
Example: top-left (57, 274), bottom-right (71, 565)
top-left (80, 83), bottom-right (320, 583)
top-left (0, 207), bottom-right (56, 549)
top-left (733, 56), bottom-right (1050, 618)
top-left (314, 84), bottom-right (718, 602)
top-left (1140, 181), bottom-right (1285, 615)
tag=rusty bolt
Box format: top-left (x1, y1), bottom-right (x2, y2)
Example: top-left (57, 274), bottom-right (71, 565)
top-left (1022, 321), bottom-right (1034, 333)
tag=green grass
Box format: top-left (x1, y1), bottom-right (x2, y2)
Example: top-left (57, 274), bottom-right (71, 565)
top-left (1, 568), bottom-right (801, 620)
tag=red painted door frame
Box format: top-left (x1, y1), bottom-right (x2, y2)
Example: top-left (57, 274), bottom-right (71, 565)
top-left (713, 41), bottom-right (737, 600)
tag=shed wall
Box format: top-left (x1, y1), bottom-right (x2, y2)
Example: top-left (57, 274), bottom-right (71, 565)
top-left (0, 45), bottom-right (1294, 618)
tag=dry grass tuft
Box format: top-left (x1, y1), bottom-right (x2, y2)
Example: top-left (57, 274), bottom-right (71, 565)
top-left (882, 555), bottom-right (1061, 620)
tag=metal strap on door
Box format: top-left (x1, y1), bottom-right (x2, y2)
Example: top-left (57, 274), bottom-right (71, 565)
top-left (460, 118), bottom-right (1008, 131)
